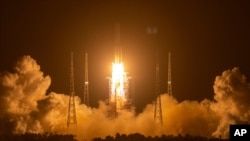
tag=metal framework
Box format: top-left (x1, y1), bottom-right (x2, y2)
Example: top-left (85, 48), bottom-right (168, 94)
top-left (168, 52), bottom-right (172, 96)
top-left (67, 51), bottom-right (77, 128)
top-left (154, 52), bottom-right (163, 125)
top-left (84, 52), bottom-right (89, 106)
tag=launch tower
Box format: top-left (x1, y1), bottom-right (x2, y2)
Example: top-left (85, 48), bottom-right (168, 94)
top-left (67, 51), bottom-right (77, 128)
top-left (168, 52), bottom-right (172, 96)
top-left (154, 52), bottom-right (163, 125)
top-left (83, 52), bottom-right (89, 106)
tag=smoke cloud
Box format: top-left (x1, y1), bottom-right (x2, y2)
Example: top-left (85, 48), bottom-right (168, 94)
top-left (0, 56), bottom-right (249, 140)
top-left (211, 67), bottom-right (250, 137)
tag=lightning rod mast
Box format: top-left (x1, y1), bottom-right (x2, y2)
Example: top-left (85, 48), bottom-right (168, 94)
top-left (168, 52), bottom-right (172, 96)
top-left (154, 51), bottom-right (163, 126)
top-left (84, 52), bottom-right (89, 106)
top-left (67, 51), bottom-right (77, 128)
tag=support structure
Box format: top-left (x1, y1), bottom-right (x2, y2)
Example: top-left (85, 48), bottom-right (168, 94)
top-left (84, 52), bottom-right (89, 106)
top-left (67, 51), bottom-right (77, 128)
top-left (154, 52), bottom-right (163, 125)
top-left (168, 52), bottom-right (172, 96)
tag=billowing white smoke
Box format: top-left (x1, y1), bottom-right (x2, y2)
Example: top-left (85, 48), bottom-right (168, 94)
top-left (161, 95), bottom-right (219, 137)
top-left (0, 56), bottom-right (51, 133)
top-left (211, 67), bottom-right (250, 137)
top-left (0, 56), bottom-right (249, 140)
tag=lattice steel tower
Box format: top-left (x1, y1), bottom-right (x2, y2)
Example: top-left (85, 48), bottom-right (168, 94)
top-left (168, 52), bottom-right (172, 96)
top-left (67, 51), bottom-right (77, 128)
top-left (154, 52), bottom-right (163, 125)
top-left (84, 52), bottom-right (89, 106)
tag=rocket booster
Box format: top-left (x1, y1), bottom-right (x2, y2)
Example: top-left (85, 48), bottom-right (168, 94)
top-left (115, 23), bottom-right (122, 63)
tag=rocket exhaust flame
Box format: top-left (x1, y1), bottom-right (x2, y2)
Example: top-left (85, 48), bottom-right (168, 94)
top-left (111, 63), bottom-right (126, 102)
top-left (109, 62), bottom-right (129, 113)
top-left (107, 24), bottom-right (131, 114)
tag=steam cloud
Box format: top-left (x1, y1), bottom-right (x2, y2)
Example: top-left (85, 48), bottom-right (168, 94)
top-left (0, 56), bottom-right (249, 140)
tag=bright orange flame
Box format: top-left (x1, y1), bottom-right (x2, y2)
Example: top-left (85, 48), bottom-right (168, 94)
top-left (111, 63), bottom-right (126, 101)
top-left (110, 62), bottom-right (127, 104)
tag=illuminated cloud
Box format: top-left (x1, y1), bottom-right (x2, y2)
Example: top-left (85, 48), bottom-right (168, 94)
top-left (0, 56), bottom-right (249, 140)
top-left (211, 67), bottom-right (250, 137)
top-left (161, 95), bottom-right (219, 137)
top-left (0, 55), bottom-right (51, 133)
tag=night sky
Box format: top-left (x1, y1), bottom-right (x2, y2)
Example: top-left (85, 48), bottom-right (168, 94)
top-left (1, 0), bottom-right (249, 112)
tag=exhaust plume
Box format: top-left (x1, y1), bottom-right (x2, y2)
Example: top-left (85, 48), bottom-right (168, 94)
top-left (211, 67), bottom-right (250, 137)
top-left (0, 56), bottom-right (249, 140)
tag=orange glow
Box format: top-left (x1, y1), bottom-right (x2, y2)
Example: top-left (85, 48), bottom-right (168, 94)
top-left (109, 61), bottom-right (130, 112)
top-left (111, 62), bottom-right (126, 102)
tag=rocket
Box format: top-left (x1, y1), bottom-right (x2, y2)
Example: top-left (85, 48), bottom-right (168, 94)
top-left (114, 23), bottom-right (122, 63)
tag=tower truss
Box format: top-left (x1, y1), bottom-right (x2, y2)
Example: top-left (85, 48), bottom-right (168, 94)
top-left (67, 51), bottom-right (77, 128)
top-left (84, 52), bottom-right (89, 106)
top-left (154, 52), bottom-right (163, 125)
top-left (168, 52), bottom-right (172, 96)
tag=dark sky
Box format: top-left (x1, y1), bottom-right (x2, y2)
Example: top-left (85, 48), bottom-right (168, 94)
top-left (1, 0), bottom-right (250, 112)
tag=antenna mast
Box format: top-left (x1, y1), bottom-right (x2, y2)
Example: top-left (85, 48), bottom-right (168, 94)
top-left (154, 51), bottom-right (163, 125)
top-left (67, 51), bottom-right (77, 128)
top-left (168, 52), bottom-right (172, 96)
top-left (84, 52), bottom-right (89, 106)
